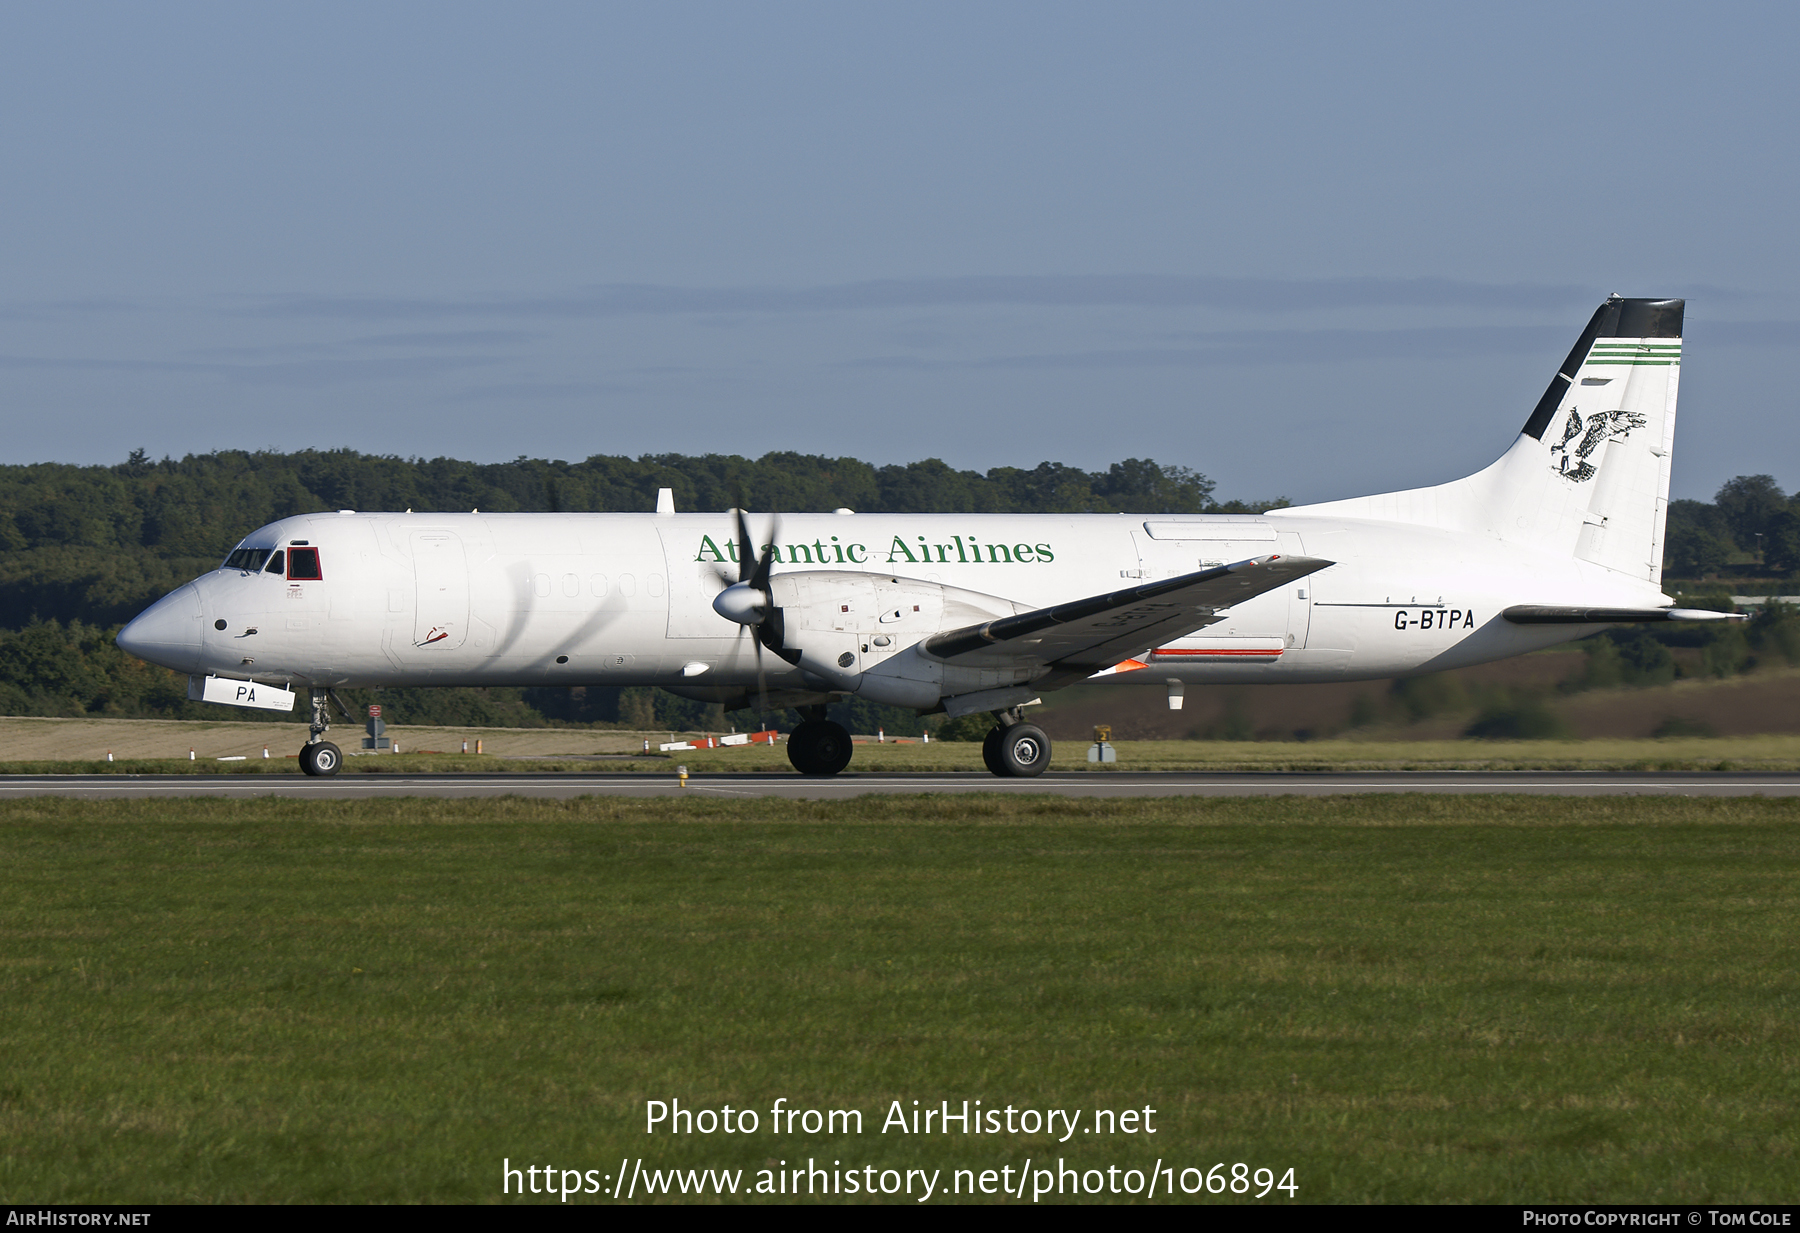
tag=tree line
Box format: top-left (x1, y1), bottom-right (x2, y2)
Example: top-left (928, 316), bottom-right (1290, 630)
top-left (1666, 475), bottom-right (1800, 579)
top-left (0, 448), bottom-right (1786, 731)
top-left (0, 448), bottom-right (1277, 730)
top-left (0, 448), bottom-right (1274, 630)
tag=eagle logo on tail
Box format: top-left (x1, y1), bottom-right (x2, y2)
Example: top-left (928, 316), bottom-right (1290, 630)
top-left (1549, 408), bottom-right (1647, 483)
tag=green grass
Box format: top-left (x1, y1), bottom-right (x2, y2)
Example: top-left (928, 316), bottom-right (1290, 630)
top-left (3, 794), bottom-right (1799, 1203)
top-left (13, 732), bottom-right (1800, 776)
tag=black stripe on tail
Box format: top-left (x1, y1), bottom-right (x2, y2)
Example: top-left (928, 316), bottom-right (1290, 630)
top-left (1520, 296), bottom-right (1685, 440)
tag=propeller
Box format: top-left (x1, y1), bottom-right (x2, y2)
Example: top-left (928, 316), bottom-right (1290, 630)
top-left (713, 508), bottom-right (784, 716)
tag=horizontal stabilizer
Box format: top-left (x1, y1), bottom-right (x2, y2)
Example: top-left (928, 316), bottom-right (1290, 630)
top-left (1503, 605), bottom-right (1745, 624)
top-left (924, 554), bottom-right (1332, 680)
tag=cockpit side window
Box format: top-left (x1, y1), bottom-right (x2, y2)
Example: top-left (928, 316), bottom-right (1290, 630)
top-left (265, 550), bottom-right (285, 575)
top-left (223, 548), bottom-right (273, 572)
top-left (287, 547), bottom-right (322, 580)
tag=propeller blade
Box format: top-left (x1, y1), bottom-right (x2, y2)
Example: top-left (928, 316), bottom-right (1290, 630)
top-left (748, 511), bottom-right (779, 595)
top-left (752, 632), bottom-right (770, 718)
top-left (720, 506), bottom-right (784, 670)
top-left (729, 621), bottom-right (772, 719)
top-left (734, 507), bottom-right (757, 585)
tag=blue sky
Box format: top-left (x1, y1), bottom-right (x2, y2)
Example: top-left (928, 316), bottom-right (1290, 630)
top-left (2, 3), bottom-right (1795, 503)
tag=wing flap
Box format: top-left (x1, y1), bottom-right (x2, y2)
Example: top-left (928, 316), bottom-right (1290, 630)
top-left (924, 554), bottom-right (1333, 675)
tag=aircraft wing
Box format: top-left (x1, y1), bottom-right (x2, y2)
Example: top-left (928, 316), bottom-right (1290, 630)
top-left (921, 554), bottom-right (1333, 685)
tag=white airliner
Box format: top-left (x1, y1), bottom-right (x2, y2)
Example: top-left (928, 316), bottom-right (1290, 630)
top-left (118, 295), bottom-right (1737, 777)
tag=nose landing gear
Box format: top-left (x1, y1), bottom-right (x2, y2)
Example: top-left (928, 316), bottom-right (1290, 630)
top-left (300, 740), bottom-right (342, 776)
top-left (298, 688), bottom-right (349, 777)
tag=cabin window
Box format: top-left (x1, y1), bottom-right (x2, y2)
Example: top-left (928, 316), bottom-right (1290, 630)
top-left (222, 548), bottom-right (272, 572)
top-left (264, 550), bottom-right (285, 575)
top-left (287, 547), bottom-right (323, 580)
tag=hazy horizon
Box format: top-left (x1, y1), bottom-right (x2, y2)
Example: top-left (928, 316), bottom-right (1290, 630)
top-left (3, 4), bottom-right (1795, 503)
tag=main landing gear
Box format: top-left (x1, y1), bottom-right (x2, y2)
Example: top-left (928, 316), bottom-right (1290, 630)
top-left (779, 705), bottom-right (1051, 778)
top-left (981, 710), bottom-right (1052, 778)
top-left (298, 688), bottom-right (347, 777)
top-left (787, 705), bottom-right (853, 776)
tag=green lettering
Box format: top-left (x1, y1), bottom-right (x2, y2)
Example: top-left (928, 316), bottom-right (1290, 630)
top-left (885, 536), bottom-right (919, 564)
top-left (695, 535), bottom-right (727, 563)
top-left (787, 544), bottom-right (814, 564)
top-left (1013, 543), bottom-right (1034, 562)
top-left (846, 542), bottom-right (868, 564)
top-left (1034, 543), bottom-right (1055, 562)
top-left (985, 543), bottom-right (1013, 563)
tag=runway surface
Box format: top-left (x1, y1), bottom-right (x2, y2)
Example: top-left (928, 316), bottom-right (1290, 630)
top-left (5, 770), bottom-right (1800, 799)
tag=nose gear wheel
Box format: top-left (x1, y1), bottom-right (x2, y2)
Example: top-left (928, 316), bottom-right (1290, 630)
top-left (298, 687), bottom-right (346, 776)
top-left (300, 741), bottom-right (342, 776)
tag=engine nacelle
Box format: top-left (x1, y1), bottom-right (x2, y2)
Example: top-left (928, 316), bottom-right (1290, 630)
top-left (761, 570), bottom-right (1038, 710)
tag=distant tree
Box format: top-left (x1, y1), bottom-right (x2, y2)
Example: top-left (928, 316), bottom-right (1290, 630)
top-left (1600, 627), bottom-right (1677, 686)
top-left (1701, 623), bottom-right (1753, 678)
top-left (1094, 458), bottom-right (1217, 512)
top-left (1664, 499), bottom-right (1736, 577)
top-left (1389, 673), bottom-right (1465, 720)
top-left (1763, 505), bottom-right (1800, 574)
top-left (1714, 475), bottom-right (1787, 557)
top-left (1748, 600), bottom-right (1800, 666)
top-left (0, 446), bottom-right (1358, 725)
top-left (935, 713), bottom-right (994, 742)
top-left (1463, 696), bottom-right (1567, 739)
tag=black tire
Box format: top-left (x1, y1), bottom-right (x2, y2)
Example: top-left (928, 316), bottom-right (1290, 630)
top-left (786, 720), bottom-right (853, 776)
top-left (981, 724), bottom-right (1006, 775)
top-left (300, 740), bottom-right (342, 777)
top-left (991, 723), bottom-right (1051, 777)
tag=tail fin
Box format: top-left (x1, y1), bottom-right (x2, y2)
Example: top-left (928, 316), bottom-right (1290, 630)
top-left (1283, 295), bottom-right (1683, 584)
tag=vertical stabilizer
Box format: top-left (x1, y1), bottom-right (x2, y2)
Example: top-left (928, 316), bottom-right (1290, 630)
top-left (1280, 296), bottom-right (1683, 584)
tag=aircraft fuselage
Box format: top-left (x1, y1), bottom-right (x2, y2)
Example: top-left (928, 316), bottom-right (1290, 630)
top-left (120, 508), bottom-right (1665, 693)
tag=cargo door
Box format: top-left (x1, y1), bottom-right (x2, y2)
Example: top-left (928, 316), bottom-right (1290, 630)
top-left (1136, 518), bottom-right (1285, 643)
top-left (658, 525), bottom-right (741, 638)
top-left (1276, 529), bottom-right (1311, 650)
top-left (411, 530), bottom-right (468, 650)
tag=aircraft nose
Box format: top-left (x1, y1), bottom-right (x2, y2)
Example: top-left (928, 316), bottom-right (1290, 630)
top-left (117, 583), bottom-right (206, 672)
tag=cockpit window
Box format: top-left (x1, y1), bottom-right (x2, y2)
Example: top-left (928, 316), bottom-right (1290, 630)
top-left (223, 548), bottom-right (273, 572)
top-left (287, 547), bottom-right (322, 580)
top-left (265, 550), bottom-right (285, 575)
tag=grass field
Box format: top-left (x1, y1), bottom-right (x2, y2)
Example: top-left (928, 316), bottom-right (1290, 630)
top-left (2, 793), bottom-right (1798, 1204)
top-left (9, 711), bottom-right (1800, 775)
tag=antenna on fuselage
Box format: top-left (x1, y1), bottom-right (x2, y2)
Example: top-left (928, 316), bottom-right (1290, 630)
top-left (656, 488), bottom-right (675, 516)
